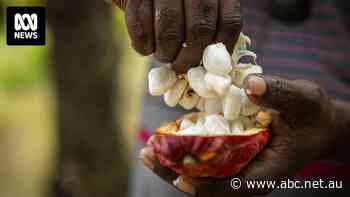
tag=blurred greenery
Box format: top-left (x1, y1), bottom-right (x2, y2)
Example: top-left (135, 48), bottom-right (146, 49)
top-left (0, 0), bottom-right (53, 193)
top-left (0, 1), bottom-right (148, 197)
top-left (1, 0), bottom-right (46, 5)
top-left (0, 0), bottom-right (48, 92)
top-left (0, 2), bottom-right (136, 93)
top-left (0, 29), bottom-right (49, 91)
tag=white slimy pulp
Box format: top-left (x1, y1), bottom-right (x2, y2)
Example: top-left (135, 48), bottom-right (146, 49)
top-left (148, 33), bottom-right (265, 135)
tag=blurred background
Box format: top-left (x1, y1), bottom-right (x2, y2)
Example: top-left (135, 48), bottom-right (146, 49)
top-left (1, 0), bottom-right (349, 197)
top-left (0, 0), bottom-right (146, 196)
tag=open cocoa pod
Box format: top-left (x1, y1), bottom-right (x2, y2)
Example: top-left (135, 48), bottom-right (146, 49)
top-left (152, 112), bottom-right (270, 178)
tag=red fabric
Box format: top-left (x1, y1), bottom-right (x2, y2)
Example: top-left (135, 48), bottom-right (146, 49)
top-left (298, 160), bottom-right (350, 181)
top-left (138, 128), bottom-right (152, 145)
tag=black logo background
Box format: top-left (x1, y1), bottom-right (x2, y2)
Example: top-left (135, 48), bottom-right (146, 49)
top-left (7, 7), bottom-right (45, 45)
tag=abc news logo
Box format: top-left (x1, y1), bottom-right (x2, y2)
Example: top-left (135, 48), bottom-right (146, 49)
top-left (15, 13), bottom-right (38, 31)
top-left (7, 7), bottom-right (45, 45)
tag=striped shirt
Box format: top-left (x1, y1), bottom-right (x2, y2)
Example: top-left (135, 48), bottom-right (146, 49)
top-left (243, 0), bottom-right (350, 101)
top-left (240, 0), bottom-right (350, 179)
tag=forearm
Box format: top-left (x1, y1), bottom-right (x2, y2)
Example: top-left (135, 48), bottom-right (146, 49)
top-left (327, 99), bottom-right (350, 161)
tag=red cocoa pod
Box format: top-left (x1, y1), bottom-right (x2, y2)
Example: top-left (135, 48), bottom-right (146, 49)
top-left (151, 113), bottom-right (270, 178)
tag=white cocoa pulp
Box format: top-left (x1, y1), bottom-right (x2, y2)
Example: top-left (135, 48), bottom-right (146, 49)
top-left (148, 33), bottom-right (266, 135)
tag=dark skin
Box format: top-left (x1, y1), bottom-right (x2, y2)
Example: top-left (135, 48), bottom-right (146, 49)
top-left (139, 74), bottom-right (350, 196)
top-left (110, 0), bottom-right (350, 196)
top-left (112, 0), bottom-right (241, 73)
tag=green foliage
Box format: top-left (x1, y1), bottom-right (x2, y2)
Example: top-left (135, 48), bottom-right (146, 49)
top-left (0, 29), bottom-right (49, 91)
top-left (0, 1), bottom-right (126, 92)
top-left (1, 0), bottom-right (46, 5)
top-left (0, 0), bottom-right (49, 91)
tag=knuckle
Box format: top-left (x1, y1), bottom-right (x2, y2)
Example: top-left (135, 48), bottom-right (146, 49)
top-left (155, 7), bottom-right (177, 25)
top-left (270, 136), bottom-right (292, 154)
top-left (189, 21), bottom-right (216, 43)
top-left (311, 85), bottom-right (326, 101)
top-left (156, 31), bottom-right (183, 44)
top-left (220, 0), bottom-right (242, 33)
top-left (221, 15), bottom-right (242, 34)
top-left (268, 77), bottom-right (291, 99)
top-left (155, 8), bottom-right (184, 43)
top-left (189, 2), bottom-right (217, 43)
top-left (155, 31), bottom-right (182, 61)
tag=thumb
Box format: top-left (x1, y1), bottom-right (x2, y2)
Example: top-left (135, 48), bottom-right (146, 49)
top-left (243, 74), bottom-right (324, 116)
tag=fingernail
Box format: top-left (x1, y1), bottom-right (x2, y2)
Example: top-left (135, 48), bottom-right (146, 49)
top-left (146, 136), bottom-right (156, 147)
top-left (173, 176), bottom-right (196, 195)
top-left (139, 148), bottom-right (155, 170)
top-left (244, 75), bottom-right (267, 96)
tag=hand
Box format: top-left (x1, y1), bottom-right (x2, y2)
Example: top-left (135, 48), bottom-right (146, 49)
top-left (139, 74), bottom-right (337, 196)
top-left (112, 0), bottom-right (241, 73)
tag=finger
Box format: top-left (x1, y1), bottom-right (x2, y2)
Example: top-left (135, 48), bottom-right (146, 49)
top-left (140, 147), bottom-right (227, 196)
top-left (172, 0), bottom-right (218, 73)
top-left (139, 147), bottom-right (178, 184)
top-left (140, 148), bottom-right (257, 196)
top-left (154, 0), bottom-right (185, 62)
top-left (139, 147), bottom-right (156, 170)
top-left (238, 146), bottom-right (298, 195)
top-left (173, 176), bottom-right (196, 196)
top-left (111, 0), bottom-right (128, 10)
top-left (146, 135), bottom-right (156, 147)
top-left (214, 0), bottom-right (242, 53)
top-left (237, 115), bottom-right (304, 195)
top-left (125, 0), bottom-right (154, 55)
top-left (243, 74), bottom-right (325, 116)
